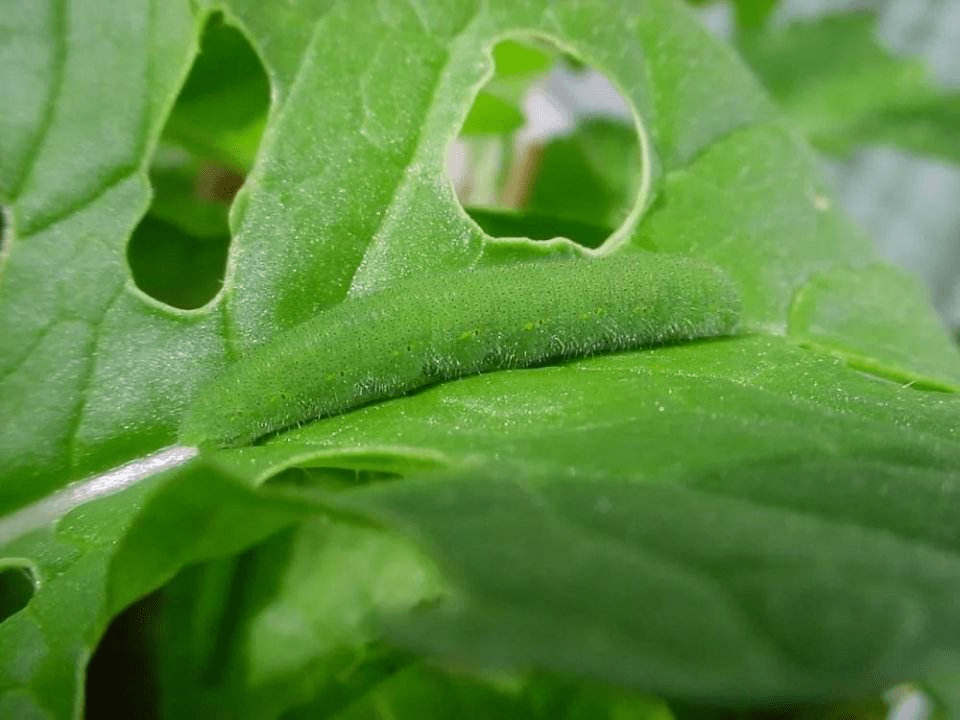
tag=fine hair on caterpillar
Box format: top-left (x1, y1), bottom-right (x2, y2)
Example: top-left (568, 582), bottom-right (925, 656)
top-left (180, 252), bottom-right (741, 448)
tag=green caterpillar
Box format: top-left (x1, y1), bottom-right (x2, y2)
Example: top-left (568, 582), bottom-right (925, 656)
top-left (181, 253), bottom-right (741, 448)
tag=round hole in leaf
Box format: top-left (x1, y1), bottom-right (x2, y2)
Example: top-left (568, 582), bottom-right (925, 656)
top-left (0, 564), bottom-right (37, 623)
top-left (128, 13), bottom-right (269, 309)
top-left (128, 214), bottom-right (231, 310)
top-left (450, 36), bottom-right (643, 250)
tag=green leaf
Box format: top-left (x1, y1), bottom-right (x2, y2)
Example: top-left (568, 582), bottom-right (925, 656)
top-left (160, 13), bottom-right (269, 173)
top-left (789, 263), bottom-right (960, 391)
top-left (155, 518), bottom-right (445, 719)
top-left (272, 334), bottom-right (960, 489)
top-left (0, 463), bottom-right (168, 719)
top-left (459, 38), bottom-right (555, 137)
top-left (3, 1), bottom-right (960, 717)
top-left (0, 452), bottom-right (321, 718)
top-left (0, 0), bottom-right (212, 514)
top-left (525, 119), bottom-right (642, 232)
top-left (146, 148), bottom-right (232, 239)
top-left (276, 336), bottom-right (960, 703)
top-left (491, 39), bottom-right (554, 78)
top-left (685, 1), bottom-right (779, 31)
top-left (736, 13), bottom-right (960, 163)
top-left (460, 90), bottom-right (526, 136)
top-left (5, 0), bottom-right (952, 513)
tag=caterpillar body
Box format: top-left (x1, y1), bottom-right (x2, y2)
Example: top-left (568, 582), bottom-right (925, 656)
top-left (181, 253), bottom-right (741, 448)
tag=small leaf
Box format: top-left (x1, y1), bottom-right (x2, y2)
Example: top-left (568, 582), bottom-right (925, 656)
top-left (491, 39), bottom-right (553, 78)
top-left (155, 519), bottom-right (445, 719)
top-left (161, 13), bottom-right (270, 173)
top-left (789, 263), bottom-right (960, 391)
top-left (460, 91), bottom-right (525, 136)
top-left (525, 118), bottom-right (641, 231)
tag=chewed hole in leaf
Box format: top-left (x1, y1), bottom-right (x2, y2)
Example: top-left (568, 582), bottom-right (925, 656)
top-left (0, 564), bottom-right (37, 623)
top-left (127, 13), bottom-right (268, 309)
top-left (449, 37), bottom-right (642, 250)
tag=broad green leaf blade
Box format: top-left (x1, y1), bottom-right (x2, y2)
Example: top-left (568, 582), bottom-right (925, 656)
top-left (271, 335), bottom-right (960, 504)
top-left (257, 337), bottom-right (960, 703)
top-left (0, 453), bottom-right (314, 719)
top-left (2, 334), bottom-right (958, 717)
top-left (789, 264), bottom-right (960, 390)
top-left (0, 0), bottom-right (214, 512)
top-left (218, 0), bottom-right (958, 387)
top-left (341, 464), bottom-right (960, 703)
top-left (634, 117), bottom-right (960, 387)
top-left (0, 470), bottom-right (170, 720)
top-left (637, 124), bottom-right (874, 327)
top-left (2, 2), bottom-right (960, 715)
top-left (155, 519), bottom-right (444, 720)
top-left (1, 0), bottom-right (195, 234)
top-left (736, 13), bottom-right (960, 164)
top-left (2, 0), bottom-right (955, 514)
top-left (0, 2), bottom-right (59, 201)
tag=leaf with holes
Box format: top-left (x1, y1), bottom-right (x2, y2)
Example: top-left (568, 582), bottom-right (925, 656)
top-left (2, 1), bottom-right (960, 719)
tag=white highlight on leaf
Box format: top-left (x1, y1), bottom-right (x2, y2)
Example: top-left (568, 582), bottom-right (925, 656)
top-left (0, 445), bottom-right (197, 546)
top-left (886, 687), bottom-right (931, 720)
